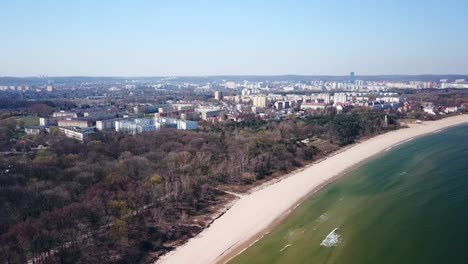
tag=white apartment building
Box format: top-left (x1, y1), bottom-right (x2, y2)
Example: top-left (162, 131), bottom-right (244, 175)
top-left (59, 127), bottom-right (94, 141)
top-left (224, 82), bottom-right (238, 89)
top-left (317, 93), bottom-right (331, 104)
top-left (252, 96), bottom-right (268, 108)
top-left (53, 111), bottom-right (78, 119)
top-left (440, 83), bottom-right (468, 89)
top-left (154, 117), bottom-right (198, 130)
top-left (96, 119), bottom-right (121, 131)
top-left (214, 91), bottom-right (223, 100)
top-left (444, 107), bottom-right (458, 114)
top-left (376, 97), bottom-right (401, 103)
top-left (115, 119), bottom-right (156, 135)
top-left (333, 93), bottom-right (348, 105)
top-left (176, 120), bottom-right (199, 130)
top-left (300, 102), bottom-right (326, 110)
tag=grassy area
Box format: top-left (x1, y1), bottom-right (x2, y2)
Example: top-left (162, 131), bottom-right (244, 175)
top-left (7, 115), bottom-right (40, 127)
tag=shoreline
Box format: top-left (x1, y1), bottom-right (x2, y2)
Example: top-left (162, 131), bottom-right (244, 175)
top-left (157, 114), bottom-right (468, 264)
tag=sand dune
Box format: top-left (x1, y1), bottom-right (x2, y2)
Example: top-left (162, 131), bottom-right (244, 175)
top-left (157, 115), bottom-right (468, 264)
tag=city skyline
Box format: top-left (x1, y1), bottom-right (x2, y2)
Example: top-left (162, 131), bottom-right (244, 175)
top-left (2, 0), bottom-right (468, 76)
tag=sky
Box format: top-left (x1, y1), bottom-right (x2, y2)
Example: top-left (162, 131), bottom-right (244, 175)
top-left (1, 0), bottom-right (467, 76)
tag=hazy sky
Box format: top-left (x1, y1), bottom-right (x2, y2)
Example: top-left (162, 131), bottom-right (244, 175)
top-left (1, 0), bottom-right (467, 76)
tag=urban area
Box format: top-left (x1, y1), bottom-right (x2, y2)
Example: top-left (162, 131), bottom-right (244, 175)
top-left (1, 73), bottom-right (468, 142)
top-left (1, 73), bottom-right (467, 263)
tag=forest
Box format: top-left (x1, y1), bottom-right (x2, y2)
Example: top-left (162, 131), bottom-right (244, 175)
top-left (0, 108), bottom-right (400, 263)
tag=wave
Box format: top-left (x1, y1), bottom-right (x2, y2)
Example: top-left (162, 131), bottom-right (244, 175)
top-left (386, 137), bottom-right (414, 152)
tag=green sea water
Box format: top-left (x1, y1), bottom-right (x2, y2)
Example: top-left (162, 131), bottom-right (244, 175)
top-left (230, 124), bottom-right (468, 264)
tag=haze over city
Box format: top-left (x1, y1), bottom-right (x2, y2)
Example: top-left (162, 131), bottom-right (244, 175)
top-left (2, 0), bottom-right (468, 76)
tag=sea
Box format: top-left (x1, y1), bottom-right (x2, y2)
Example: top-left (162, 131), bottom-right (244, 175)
top-left (230, 124), bottom-right (468, 264)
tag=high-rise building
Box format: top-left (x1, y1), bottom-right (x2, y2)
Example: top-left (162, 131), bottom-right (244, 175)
top-left (317, 93), bottom-right (331, 104)
top-left (350, 72), bottom-right (355, 84)
top-left (252, 95), bottom-right (268, 108)
top-left (333, 93), bottom-right (348, 105)
top-left (214, 91), bottom-right (223, 100)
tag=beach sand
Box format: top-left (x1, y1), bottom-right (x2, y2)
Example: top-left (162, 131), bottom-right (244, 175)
top-left (157, 115), bottom-right (468, 264)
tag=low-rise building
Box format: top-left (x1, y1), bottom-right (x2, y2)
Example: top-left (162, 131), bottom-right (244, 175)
top-left (173, 103), bottom-right (194, 111)
top-left (440, 83), bottom-right (468, 89)
top-left (177, 120), bottom-right (198, 130)
top-left (25, 126), bottom-right (45, 135)
top-left (444, 106), bottom-right (458, 114)
top-left (376, 97), bottom-right (400, 103)
top-left (39, 117), bottom-right (57, 126)
top-left (96, 118), bottom-right (123, 131)
top-left (154, 117), bottom-right (199, 130)
top-left (115, 118), bottom-right (156, 134)
top-left (53, 111), bottom-right (79, 119)
top-left (301, 102), bottom-right (326, 110)
top-left (195, 108), bottom-right (223, 120)
top-left (423, 105), bottom-right (436, 115)
top-left (57, 119), bottom-right (92, 128)
top-left (59, 127), bottom-right (94, 141)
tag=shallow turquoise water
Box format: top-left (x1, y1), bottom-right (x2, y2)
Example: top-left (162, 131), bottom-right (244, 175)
top-left (231, 124), bottom-right (468, 264)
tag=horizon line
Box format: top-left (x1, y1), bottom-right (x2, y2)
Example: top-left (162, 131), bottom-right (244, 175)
top-left (1, 73), bottom-right (468, 79)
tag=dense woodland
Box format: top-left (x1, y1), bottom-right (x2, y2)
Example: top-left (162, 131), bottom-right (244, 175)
top-left (0, 107), bottom-right (401, 264)
top-left (402, 89), bottom-right (468, 106)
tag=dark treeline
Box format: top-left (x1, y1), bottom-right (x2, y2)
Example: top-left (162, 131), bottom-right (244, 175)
top-left (404, 89), bottom-right (468, 106)
top-left (0, 109), bottom-right (398, 263)
top-left (0, 100), bottom-right (76, 112)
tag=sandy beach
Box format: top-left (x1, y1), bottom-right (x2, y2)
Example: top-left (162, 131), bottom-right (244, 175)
top-left (157, 114), bottom-right (468, 264)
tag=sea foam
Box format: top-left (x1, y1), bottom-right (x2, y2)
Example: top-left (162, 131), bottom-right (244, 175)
top-left (320, 228), bottom-right (341, 247)
top-left (317, 213), bottom-right (329, 223)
